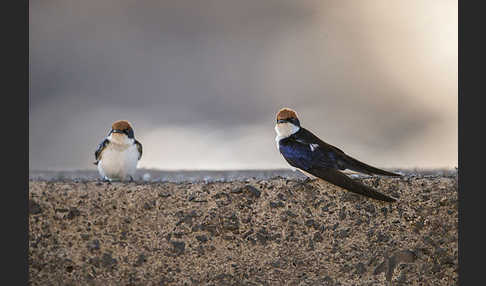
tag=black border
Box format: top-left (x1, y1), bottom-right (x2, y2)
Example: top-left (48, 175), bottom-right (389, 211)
top-left (458, 0), bottom-right (483, 284)
top-left (4, 0), bottom-right (28, 284)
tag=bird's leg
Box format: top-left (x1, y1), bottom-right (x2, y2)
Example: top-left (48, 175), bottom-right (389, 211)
top-left (303, 177), bottom-right (314, 184)
top-left (128, 176), bottom-right (134, 183)
top-left (294, 176), bottom-right (316, 190)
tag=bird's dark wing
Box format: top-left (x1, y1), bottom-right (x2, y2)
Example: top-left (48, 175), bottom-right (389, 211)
top-left (293, 127), bottom-right (346, 154)
top-left (94, 139), bottom-right (109, 165)
top-left (306, 167), bottom-right (396, 202)
top-left (338, 153), bottom-right (401, 176)
top-left (278, 136), bottom-right (340, 171)
top-left (278, 128), bottom-right (397, 202)
top-left (292, 128), bottom-right (401, 177)
top-left (135, 140), bottom-right (143, 160)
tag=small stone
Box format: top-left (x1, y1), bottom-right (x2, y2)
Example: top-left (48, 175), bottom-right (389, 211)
top-left (308, 239), bottom-right (314, 250)
top-left (270, 201), bottom-right (285, 208)
top-left (65, 265), bottom-right (74, 273)
top-left (196, 235), bottom-right (208, 243)
top-left (29, 200), bottom-right (42, 215)
top-left (177, 210), bottom-right (198, 226)
top-left (364, 204), bottom-right (376, 214)
top-left (285, 210), bottom-right (298, 218)
top-left (397, 271), bottom-right (407, 283)
top-left (355, 263), bottom-right (366, 275)
top-left (256, 228), bottom-right (273, 245)
top-left (242, 185), bottom-right (261, 198)
top-left (88, 257), bottom-right (101, 268)
top-left (376, 232), bottom-right (390, 243)
top-left (337, 228), bottom-right (350, 239)
top-left (319, 276), bottom-right (334, 285)
top-left (271, 260), bottom-right (281, 268)
top-left (230, 188), bottom-right (243, 194)
top-left (381, 207), bottom-right (388, 218)
top-left (394, 250), bottom-right (417, 264)
top-left (313, 232), bottom-right (323, 243)
top-left (342, 192), bottom-right (361, 202)
top-left (171, 241), bottom-right (185, 255)
top-left (143, 201), bottom-right (155, 210)
top-left (332, 223), bottom-right (339, 230)
top-left (222, 213), bottom-right (239, 232)
top-left (134, 254), bottom-right (146, 267)
top-left (423, 236), bottom-right (435, 246)
top-left (66, 208), bottom-right (81, 220)
top-left (373, 259), bottom-right (388, 276)
top-left (305, 219), bottom-right (315, 227)
top-left (87, 240), bottom-right (100, 252)
top-left (339, 208), bottom-right (347, 220)
top-left (101, 252), bottom-right (117, 269)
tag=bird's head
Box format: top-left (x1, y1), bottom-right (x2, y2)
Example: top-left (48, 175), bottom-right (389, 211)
top-left (276, 108), bottom-right (300, 126)
top-left (109, 120), bottom-right (135, 143)
top-left (275, 108), bottom-right (301, 138)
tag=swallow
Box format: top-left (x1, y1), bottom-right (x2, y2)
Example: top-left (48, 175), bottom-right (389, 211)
top-left (94, 120), bottom-right (143, 182)
top-left (274, 108), bottom-right (400, 202)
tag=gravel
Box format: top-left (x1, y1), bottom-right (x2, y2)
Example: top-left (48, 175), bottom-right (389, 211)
top-left (29, 171), bottom-right (457, 285)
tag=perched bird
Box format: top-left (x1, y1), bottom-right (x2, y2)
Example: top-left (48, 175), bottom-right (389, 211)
top-left (94, 120), bottom-right (143, 182)
top-left (274, 108), bottom-right (400, 202)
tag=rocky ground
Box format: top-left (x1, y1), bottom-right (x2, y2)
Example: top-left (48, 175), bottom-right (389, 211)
top-left (29, 172), bottom-right (458, 285)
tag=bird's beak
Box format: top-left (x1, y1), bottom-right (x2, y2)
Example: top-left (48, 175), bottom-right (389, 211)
top-left (277, 119), bottom-right (288, 124)
top-left (112, 129), bottom-right (124, 134)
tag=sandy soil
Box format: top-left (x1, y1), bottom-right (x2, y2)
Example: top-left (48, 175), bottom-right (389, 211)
top-left (29, 171), bottom-right (458, 285)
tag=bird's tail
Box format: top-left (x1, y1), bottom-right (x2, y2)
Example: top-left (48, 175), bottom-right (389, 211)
top-left (310, 168), bottom-right (397, 202)
top-left (342, 155), bottom-right (401, 177)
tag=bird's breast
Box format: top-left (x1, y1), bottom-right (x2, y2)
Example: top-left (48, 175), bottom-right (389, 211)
top-left (98, 143), bottom-right (139, 178)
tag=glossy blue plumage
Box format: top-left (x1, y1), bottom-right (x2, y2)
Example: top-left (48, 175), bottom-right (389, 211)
top-left (278, 138), bottom-right (338, 170)
top-left (275, 122), bottom-right (398, 202)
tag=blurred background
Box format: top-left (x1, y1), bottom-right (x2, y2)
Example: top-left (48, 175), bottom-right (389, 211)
top-left (29, 0), bottom-right (457, 171)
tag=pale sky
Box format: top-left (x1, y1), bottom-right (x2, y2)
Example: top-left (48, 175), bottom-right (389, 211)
top-left (30, 0), bottom-right (457, 171)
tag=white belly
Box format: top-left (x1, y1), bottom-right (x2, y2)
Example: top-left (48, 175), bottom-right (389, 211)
top-left (98, 144), bottom-right (139, 181)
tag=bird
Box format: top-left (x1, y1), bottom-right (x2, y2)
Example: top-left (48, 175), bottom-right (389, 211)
top-left (94, 120), bottom-right (143, 182)
top-left (274, 107), bottom-right (400, 202)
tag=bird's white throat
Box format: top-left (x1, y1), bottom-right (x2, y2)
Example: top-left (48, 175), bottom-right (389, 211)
top-left (275, 122), bottom-right (300, 142)
top-left (108, 133), bottom-right (134, 147)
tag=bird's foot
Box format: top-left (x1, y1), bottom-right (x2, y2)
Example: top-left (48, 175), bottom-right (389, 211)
top-left (291, 177), bottom-right (318, 193)
top-left (295, 177), bottom-right (316, 187)
top-left (303, 177), bottom-right (317, 184)
top-left (128, 176), bottom-right (134, 183)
